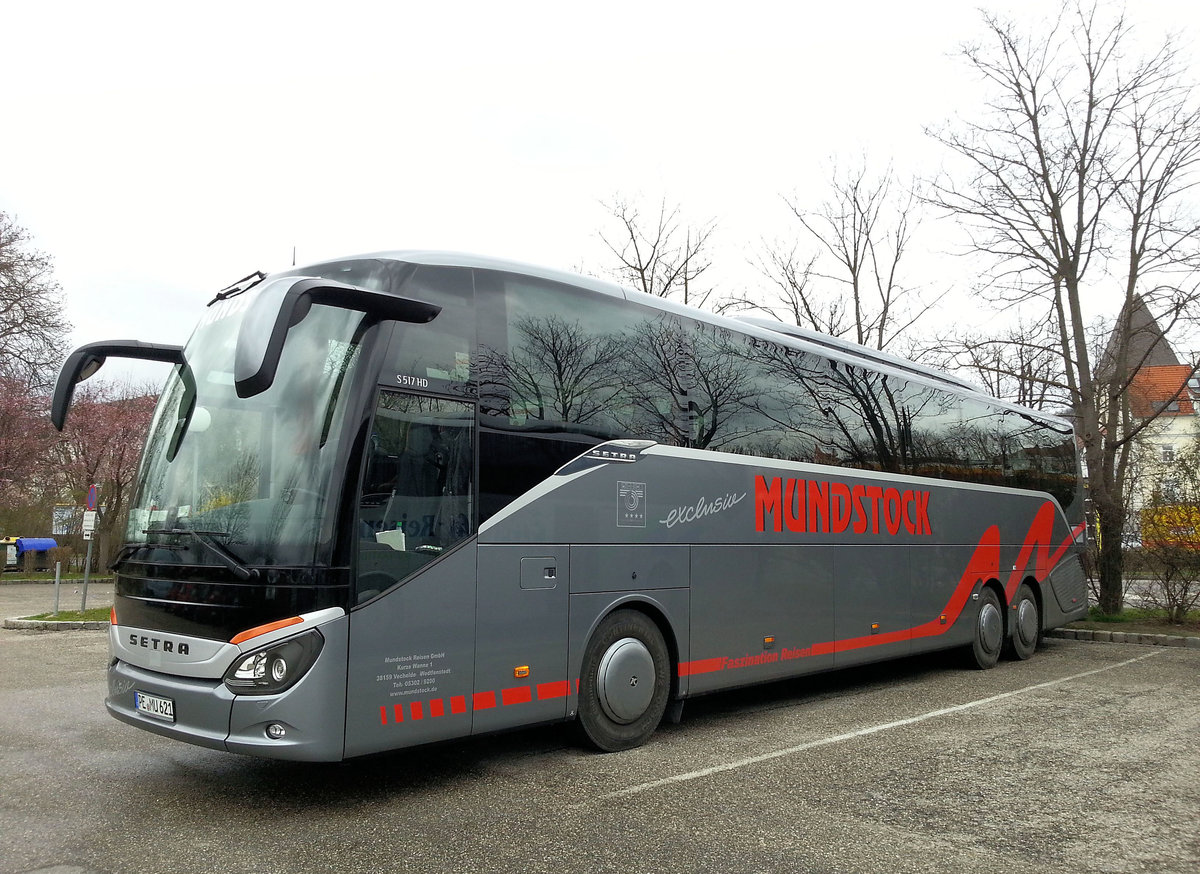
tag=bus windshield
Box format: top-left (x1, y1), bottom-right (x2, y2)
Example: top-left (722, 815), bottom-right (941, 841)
top-left (125, 293), bottom-right (366, 568)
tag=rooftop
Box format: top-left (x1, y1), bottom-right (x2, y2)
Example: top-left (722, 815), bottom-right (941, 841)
top-left (1129, 365), bottom-right (1198, 418)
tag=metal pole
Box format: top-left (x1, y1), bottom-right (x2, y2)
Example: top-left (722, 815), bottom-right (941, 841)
top-left (81, 540), bottom-right (93, 611)
top-left (54, 561), bottom-right (62, 615)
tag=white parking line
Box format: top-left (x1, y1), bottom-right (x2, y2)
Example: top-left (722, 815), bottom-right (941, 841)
top-left (604, 650), bottom-right (1167, 799)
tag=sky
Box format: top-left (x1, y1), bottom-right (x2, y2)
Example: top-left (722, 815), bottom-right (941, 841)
top-left (3, 0), bottom-right (1199, 386)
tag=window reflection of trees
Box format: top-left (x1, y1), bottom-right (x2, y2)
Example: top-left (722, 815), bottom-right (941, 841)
top-left (614, 318), bottom-right (762, 450)
top-left (472, 274), bottom-right (1078, 511)
top-left (610, 316), bottom-right (693, 446)
top-left (479, 309), bottom-right (766, 452)
top-left (478, 314), bottom-right (626, 433)
top-left (735, 341), bottom-right (933, 473)
top-left (682, 326), bottom-right (764, 451)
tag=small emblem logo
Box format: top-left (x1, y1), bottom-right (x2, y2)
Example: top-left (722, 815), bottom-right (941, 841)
top-left (617, 481), bottom-right (647, 528)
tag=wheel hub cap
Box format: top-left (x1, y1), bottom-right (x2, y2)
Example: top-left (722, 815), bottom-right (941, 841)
top-left (979, 602), bottom-right (1003, 654)
top-left (596, 637), bottom-right (655, 724)
top-left (1017, 599), bottom-right (1038, 647)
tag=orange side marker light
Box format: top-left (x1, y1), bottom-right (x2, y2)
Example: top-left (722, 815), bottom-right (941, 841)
top-left (230, 616), bottom-right (304, 645)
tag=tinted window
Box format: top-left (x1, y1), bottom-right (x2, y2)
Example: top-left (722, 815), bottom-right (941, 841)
top-left (387, 265), bottom-right (476, 396)
top-left (997, 410), bottom-right (1079, 511)
top-left (471, 266), bottom-right (1079, 517)
top-left (475, 270), bottom-right (699, 520)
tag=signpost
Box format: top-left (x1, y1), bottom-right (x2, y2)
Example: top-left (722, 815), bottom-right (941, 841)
top-left (81, 484), bottom-right (98, 611)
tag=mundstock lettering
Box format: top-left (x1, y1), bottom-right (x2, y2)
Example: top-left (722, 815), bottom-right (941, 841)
top-left (755, 475), bottom-right (932, 536)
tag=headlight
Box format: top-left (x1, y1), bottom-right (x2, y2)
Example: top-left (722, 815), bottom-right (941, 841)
top-left (223, 629), bottom-right (324, 695)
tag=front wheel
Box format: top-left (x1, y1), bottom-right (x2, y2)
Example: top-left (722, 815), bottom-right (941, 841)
top-left (577, 610), bottom-right (671, 752)
top-left (967, 587), bottom-right (1004, 670)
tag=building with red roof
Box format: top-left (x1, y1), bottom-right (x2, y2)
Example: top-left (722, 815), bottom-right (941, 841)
top-left (1120, 332), bottom-right (1199, 547)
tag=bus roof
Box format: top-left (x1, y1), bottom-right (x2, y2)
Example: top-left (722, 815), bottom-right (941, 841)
top-left (354, 250), bottom-right (629, 299)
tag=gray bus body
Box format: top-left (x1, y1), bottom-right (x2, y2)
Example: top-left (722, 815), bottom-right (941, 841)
top-left (54, 252), bottom-right (1086, 761)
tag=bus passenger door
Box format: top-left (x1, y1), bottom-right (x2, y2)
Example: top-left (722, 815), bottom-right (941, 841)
top-left (345, 390), bottom-right (479, 757)
top-left (472, 545), bottom-right (570, 734)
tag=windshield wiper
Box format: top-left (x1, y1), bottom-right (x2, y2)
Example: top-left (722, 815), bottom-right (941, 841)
top-left (149, 528), bottom-right (259, 581)
top-left (207, 270), bottom-right (267, 307)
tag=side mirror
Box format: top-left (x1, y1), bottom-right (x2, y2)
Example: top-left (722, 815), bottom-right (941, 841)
top-left (52, 341), bottom-right (185, 430)
top-left (233, 277), bottom-right (441, 398)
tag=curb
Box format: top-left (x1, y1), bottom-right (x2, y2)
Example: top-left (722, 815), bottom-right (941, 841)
top-left (1049, 627), bottom-right (1200, 649)
top-left (3, 617), bottom-right (108, 631)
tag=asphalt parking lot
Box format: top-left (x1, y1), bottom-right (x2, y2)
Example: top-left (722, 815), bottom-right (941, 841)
top-left (1, 583), bottom-right (1198, 874)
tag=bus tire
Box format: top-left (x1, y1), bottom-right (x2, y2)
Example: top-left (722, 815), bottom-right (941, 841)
top-left (1004, 583), bottom-right (1041, 661)
top-left (578, 609), bottom-right (670, 752)
top-left (967, 587), bottom-right (1004, 670)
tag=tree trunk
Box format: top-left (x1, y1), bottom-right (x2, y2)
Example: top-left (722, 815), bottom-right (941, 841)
top-left (1096, 510), bottom-right (1125, 615)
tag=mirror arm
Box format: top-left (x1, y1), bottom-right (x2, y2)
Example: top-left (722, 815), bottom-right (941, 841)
top-left (51, 341), bottom-right (184, 431)
top-left (234, 279), bottom-right (441, 398)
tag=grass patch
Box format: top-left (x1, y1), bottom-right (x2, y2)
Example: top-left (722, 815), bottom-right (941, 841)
top-left (2, 572), bottom-right (113, 582)
top-left (23, 608), bottom-right (111, 622)
top-left (1084, 606), bottom-right (1197, 623)
top-left (1068, 606), bottom-right (1200, 638)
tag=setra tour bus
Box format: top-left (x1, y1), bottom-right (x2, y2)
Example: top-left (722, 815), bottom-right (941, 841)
top-left (51, 252), bottom-right (1087, 761)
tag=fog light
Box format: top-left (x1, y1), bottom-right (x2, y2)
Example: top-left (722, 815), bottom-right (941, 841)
top-left (266, 723), bottom-right (287, 740)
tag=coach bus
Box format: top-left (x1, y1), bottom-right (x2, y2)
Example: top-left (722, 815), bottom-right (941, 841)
top-left (51, 252), bottom-right (1087, 761)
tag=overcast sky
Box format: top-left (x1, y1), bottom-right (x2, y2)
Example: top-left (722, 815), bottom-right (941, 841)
top-left (3, 1), bottom-right (1198, 384)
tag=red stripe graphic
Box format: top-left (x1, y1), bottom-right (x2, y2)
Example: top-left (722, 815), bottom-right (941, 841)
top-left (678, 501), bottom-right (1081, 676)
top-left (678, 657), bottom-right (727, 677)
top-left (1004, 502), bottom-right (1056, 600)
top-left (536, 680), bottom-right (570, 700)
top-left (382, 686), bottom-right (552, 727)
top-left (502, 686), bottom-right (533, 706)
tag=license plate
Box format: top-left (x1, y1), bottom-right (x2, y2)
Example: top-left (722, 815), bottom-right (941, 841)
top-left (134, 691), bottom-right (176, 723)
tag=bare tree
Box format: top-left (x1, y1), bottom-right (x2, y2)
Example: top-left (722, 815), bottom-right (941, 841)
top-left (928, 2), bottom-right (1200, 613)
top-left (0, 212), bottom-right (70, 389)
top-left (729, 246), bottom-right (841, 331)
top-left (598, 196), bottom-right (717, 307)
top-left (920, 316), bottom-right (1070, 411)
top-left (735, 163), bottom-right (936, 351)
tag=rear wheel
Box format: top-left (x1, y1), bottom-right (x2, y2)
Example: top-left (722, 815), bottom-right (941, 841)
top-left (967, 587), bottom-right (1004, 670)
top-left (578, 610), bottom-right (670, 752)
top-left (1004, 583), bottom-right (1041, 660)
